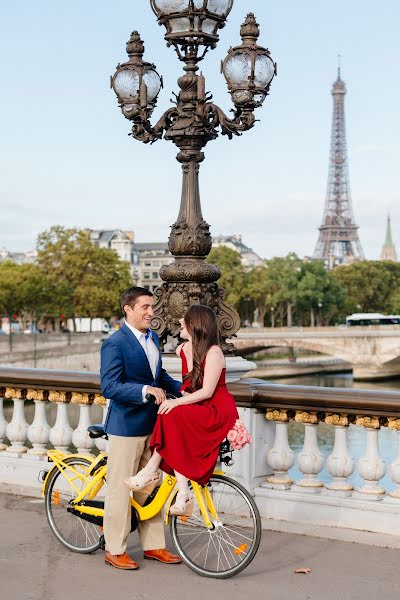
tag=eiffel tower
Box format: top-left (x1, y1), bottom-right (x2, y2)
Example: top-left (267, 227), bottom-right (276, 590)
top-left (313, 63), bottom-right (364, 267)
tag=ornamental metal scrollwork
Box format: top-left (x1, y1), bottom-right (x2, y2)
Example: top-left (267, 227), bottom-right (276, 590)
top-left (266, 410), bottom-right (289, 422)
top-left (26, 389), bottom-right (48, 401)
top-left (71, 393), bottom-right (92, 405)
top-left (48, 391), bottom-right (69, 403)
top-left (325, 413), bottom-right (349, 427)
top-left (5, 387), bottom-right (24, 400)
top-left (355, 415), bottom-right (381, 429)
top-left (295, 411), bottom-right (320, 424)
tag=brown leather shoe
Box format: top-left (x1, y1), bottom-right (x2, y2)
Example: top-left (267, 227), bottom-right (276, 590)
top-left (143, 548), bottom-right (182, 564)
top-left (105, 551), bottom-right (140, 570)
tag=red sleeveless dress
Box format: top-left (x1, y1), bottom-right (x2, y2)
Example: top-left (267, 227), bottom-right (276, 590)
top-left (150, 347), bottom-right (239, 485)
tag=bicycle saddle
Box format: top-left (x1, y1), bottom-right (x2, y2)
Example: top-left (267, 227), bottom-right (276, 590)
top-left (87, 424), bottom-right (106, 439)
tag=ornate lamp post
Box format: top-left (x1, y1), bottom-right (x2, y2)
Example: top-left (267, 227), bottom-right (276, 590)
top-left (111, 2), bottom-right (276, 348)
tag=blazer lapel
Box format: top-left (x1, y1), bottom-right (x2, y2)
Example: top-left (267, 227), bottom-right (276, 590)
top-left (121, 324), bottom-right (153, 379)
top-left (151, 332), bottom-right (162, 380)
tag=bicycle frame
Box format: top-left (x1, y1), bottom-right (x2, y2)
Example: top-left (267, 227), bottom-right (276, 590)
top-left (43, 450), bottom-right (224, 528)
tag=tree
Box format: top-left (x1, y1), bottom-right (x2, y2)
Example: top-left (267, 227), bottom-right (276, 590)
top-left (36, 226), bottom-right (132, 329)
top-left (208, 247), bottom-right (247, 309)
top-left (74, 247), bottom-right (132, 320)
top-left (0, 261), bottom-right (27, 321)
top-left (246, 264), bottom-right (271, 326)
top-left (331, 261), bottom-right (400, 317)
top-left (244, 254), bottom-right (303, 327)
top-left (266, 254), bottom-right (302, 327)
top-left (296, 261), bottom-right (346, 326)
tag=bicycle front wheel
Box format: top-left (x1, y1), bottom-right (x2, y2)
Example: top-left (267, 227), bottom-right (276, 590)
top-left (170, 474), bottom-right (262, 578)
top-left (44, 456), bottom-right (104, 554)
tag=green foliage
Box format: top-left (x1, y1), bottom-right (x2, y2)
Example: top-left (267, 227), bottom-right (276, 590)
top-left (208, 246), bottom-right (247, 308)
top-left (296, 261), bottom-right (347, 325)
top-left (0, 261), bottom-right (33, 317)
top-left (36, 226), bottom-right (132, 320)
top-left (0, 226), bottom-right (132, 325)
top-left (331, 261), bottom-right (400, 317)
top-left (4, 228), bottom-right (400, 330)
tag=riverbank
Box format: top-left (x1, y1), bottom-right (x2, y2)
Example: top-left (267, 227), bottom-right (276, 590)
top-left (244, 356), bottom-right (352, 379)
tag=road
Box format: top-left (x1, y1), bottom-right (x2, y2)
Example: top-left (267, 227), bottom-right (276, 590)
top-left (1, 493), bottom-right (400, 600)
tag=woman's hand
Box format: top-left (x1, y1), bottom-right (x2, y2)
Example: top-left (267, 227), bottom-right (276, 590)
top-left (158, 397), bottom-right (181, 415)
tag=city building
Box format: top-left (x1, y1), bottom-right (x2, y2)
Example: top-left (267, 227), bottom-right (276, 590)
top-left (0, 248), bottom-right (37, 264)
top-left (133, 242), bottom-right (172, 291)
top-left (2, 229), bottom-right (260, 291)
top-left (87, 229), bottom-right (136, 275)
top-left (88, 231), bottom-right (261, 289)
top-left (380, 214), bottom-right (397, 262)
top-left (212, 234), bottom-right (263, 267)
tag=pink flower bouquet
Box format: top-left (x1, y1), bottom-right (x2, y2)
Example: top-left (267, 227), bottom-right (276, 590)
top-left (226, 419), bottom-right (252, 451)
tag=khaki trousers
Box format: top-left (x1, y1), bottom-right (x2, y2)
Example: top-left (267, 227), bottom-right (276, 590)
top-left (104, 434), bottom-right (165, 555)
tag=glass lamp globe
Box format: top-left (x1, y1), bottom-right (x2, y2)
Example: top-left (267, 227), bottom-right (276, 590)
top-left (222, 14), bottom-right (276, 108)
top-left (150, 0), bottom-right (234, 47)
top-left (113, 68), bottom-right (140, 102)
top-left (111, 32), bottom-right (162, 117)
top-left (113, 67), bottom-right (161, 103)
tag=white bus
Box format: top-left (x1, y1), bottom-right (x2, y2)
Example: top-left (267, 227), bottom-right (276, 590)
top-left (346, 313), bottom-right (400, 326)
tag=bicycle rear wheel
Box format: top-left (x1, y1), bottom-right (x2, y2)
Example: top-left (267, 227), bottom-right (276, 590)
top-left (170, 474), bottom-right (261, 578)
top-left (44, 456), bottom-right (104, 554)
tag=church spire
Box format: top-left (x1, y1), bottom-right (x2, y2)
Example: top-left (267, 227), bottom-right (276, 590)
top-left (380, 214), bottom-right (397, 261)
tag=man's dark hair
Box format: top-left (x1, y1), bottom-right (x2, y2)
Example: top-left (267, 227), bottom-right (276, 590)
top-left (120, 287), bottom-right (153, 317)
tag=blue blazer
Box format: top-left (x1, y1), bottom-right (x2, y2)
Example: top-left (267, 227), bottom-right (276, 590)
top-left (100, 324), bottom-right (182, 437)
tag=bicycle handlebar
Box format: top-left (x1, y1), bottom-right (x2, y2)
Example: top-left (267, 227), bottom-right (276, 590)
top-left (145, 392), bottom-right (178, 402)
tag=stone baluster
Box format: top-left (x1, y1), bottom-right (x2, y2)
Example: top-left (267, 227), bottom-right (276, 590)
top-left (5, 388), bottom-right (29, 454)
top-left (263, 410), bottom-right (295, 490)
top-left (26, 390), bottom-right (50, 457)
top-left (354, 416), bottom-right (386, 500)
top-left (384, 419), bottom-right (400, 502)
top-left (293, 412), bottom-right (324, 493)
top-left (0, 394), bottom-right (8, 450)
top-left (71, 394), bottom-right (95, 455)
top-left (49, 392), bottom-right (73, 452)
top-left (94, 395), bottom-right (108, 453)
top-left (324, 414), bottom-right (354, 496)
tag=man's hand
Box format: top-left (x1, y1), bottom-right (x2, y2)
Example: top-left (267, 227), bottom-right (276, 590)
top-left (147, 386), bottom-right (166, 405)
top-left (158, 397), bottom-right (181, 415)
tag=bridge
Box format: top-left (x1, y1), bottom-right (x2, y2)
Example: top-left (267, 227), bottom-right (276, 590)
top-left (2, 369), bottom-right (400, 596)
top-left (233, 326), bottom-right (400, 380)
top-left (2, 367), bottom-right (400, 595)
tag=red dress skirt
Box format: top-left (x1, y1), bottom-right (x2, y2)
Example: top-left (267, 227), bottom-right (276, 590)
top-left (150, 348), bottom-right (239, 485)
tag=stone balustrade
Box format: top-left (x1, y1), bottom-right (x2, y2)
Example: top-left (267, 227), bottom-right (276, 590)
top-left (0, 367), bottom-right (108, 494)
top-left (1, 367), bottom-right (400, 536)
top-left (227, 379), bottom-right (400, 535)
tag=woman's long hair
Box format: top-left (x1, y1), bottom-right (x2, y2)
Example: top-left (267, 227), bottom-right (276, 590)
top-left (183, 305), bottom-right (221, 392)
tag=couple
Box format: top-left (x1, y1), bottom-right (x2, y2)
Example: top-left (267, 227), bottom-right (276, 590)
top-left (100, 286), bottom-right (238, 571)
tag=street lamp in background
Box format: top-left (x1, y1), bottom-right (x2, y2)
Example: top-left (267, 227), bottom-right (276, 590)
top-left (318, 301), bottom-right (323, 327)
top-left (270, 306), bottom-right (275, 328)
top-left (111, 2), bottom-right (276, 349)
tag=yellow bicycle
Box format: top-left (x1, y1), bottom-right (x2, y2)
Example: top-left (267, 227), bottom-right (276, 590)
top-left (42, 425), bottom-right (261, 578)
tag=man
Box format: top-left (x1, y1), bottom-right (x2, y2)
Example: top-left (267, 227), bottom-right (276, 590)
top-left (100, 286), bottom-right (182, 570)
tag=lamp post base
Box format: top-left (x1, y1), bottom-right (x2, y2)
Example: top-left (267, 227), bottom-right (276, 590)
top-left (162, 354), bottom-right (257, 383)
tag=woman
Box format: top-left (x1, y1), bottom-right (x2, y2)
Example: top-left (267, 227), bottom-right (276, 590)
top-left (125, 305), bottom-right (239, 516)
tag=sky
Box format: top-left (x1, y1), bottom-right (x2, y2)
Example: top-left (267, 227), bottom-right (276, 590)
top-left (1, 0), bottom-right (399, 260)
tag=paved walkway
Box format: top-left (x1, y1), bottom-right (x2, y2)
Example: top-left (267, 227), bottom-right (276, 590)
top-left (1, 493), bottom-right (400, 600)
